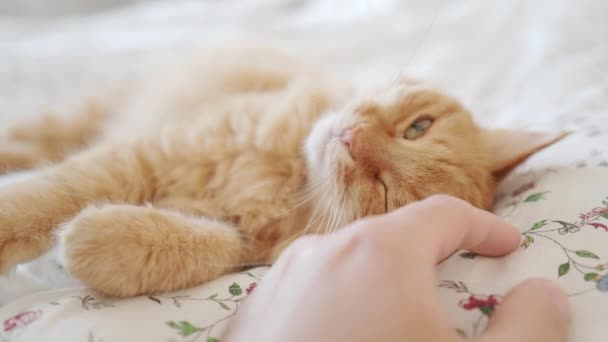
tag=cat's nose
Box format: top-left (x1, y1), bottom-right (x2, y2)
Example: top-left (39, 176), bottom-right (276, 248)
top-left (339, 124), bottom-right (363, 149)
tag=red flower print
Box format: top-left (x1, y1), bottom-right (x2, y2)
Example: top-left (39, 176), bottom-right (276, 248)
top-left (572, 206), bottom-right (608, 232)
top-left (459, 295), bottom-right (499, 317)
top-left (246, 282), bottom-right (257, 295)
top-left (3, 310), bottom-right (42, 333)
top-left (579, 207), bottom-right (608, 222)
top-left (591, 207), bottom-right (608, 216)
top-left (589, 222), bottom-right (608, 231)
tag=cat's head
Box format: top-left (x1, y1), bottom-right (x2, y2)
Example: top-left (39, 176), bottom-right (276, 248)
top-left (304, 78), bottom-right (566, 231)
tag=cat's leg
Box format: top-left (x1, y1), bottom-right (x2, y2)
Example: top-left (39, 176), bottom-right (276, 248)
top-left (0, 99), bottom-right (116, 174)
top-left (0, 145), bottom-right (149, 273)
top-left (0, 141), bottom-right (47, 172)
top-left (57, 204), bottom-right (244, 297)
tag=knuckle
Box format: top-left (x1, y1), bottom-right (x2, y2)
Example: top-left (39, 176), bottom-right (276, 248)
top-left (421, 195), bottom-right (471, 219)
top-left (335, 224), bottom-right (388, 261)
top-left (424, 194), bottom-right (464, 209)
top-left (286, 235), bottom-right (319, 254)
top-left (274, 235), bottom-right (321, 267)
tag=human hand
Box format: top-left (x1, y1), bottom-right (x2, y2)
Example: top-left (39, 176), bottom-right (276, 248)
top-left (224, 195), bottom-right (571, 341)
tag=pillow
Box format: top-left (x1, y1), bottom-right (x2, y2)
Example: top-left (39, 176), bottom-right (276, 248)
top-left (438, 166), bottom-right (608, 340)
top-left (2, 166), bottom-right (607, 341)
top-left (0, 267), bottom-right (269, 342)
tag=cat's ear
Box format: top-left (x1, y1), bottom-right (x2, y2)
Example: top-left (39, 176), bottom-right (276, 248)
top-left (481, 129), bottom-right (570, 176)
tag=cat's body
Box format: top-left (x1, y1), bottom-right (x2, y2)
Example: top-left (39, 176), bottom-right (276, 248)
top-left (0, 47), bottom-right (565, 297)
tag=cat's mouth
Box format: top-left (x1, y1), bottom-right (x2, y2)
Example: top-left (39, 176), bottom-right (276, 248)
top-left (324, 130), bottom-right (353, 165)
top-left (375, 173), bottom-right (389, 214)
top-left (370, 170), bottom-right (389, 214)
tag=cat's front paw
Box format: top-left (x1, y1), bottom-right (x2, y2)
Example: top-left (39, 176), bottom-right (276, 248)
top-left (56, 207), bottom-right (138, 297)
top-left (0, 202), bottom-right (51, 274)
top-left (57, 205), bottom-right (208, 297)
top-left (0, 170), bottom-right (80, 273)
top-left (0, 240), bottom-right (27, 274)
top-left (0, 142), bottom-right (44, 174)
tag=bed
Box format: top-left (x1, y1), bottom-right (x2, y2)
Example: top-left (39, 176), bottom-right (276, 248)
top-left (1, 0), bottom-right (607, 341)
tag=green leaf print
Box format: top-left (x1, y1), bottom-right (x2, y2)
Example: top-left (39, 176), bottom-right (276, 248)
top-left (530, 219), bottom-right (548, 231)
top-left (558, 262), bottom-right (570, 277)
top-left (166, 321), bottom-right (199, 337)
top-left (521, 235), bottom-right (534, 248)
top-left (524, 192), bottom-right (549, 203)
top-left (576, 250), bottom-right (600, 259)
top-left (229, 283), bottom-right (243, 296)
top-left (584, 273), bottom-right (600, 281)
top-left (479, 306), bottom-right (494, 317)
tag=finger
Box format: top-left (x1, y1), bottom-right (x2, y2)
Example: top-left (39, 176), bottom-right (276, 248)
top-left (480, 278), bottom-right (571, 342)
top-left (224, 236), bottom-right (324, 341)
top-left (256, 235), bottom-right (321, 293)
top-left (375, 195), bottom-right (522, 263)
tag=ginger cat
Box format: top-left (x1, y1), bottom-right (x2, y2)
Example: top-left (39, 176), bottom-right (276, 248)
top-left (0, 47), bottom-right (566, 297)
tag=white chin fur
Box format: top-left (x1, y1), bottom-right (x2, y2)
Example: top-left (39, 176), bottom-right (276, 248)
top-left (304, 113), bottom-right (338, 172)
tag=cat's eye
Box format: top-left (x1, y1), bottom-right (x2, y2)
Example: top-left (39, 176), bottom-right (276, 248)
top-left (404, 118), bottom-right (433, 140)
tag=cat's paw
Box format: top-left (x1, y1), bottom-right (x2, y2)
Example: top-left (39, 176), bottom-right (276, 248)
top-left (0, 241), bottom-right (24, 274)
top-left (59, 204), bottom-right (243, 297)
top-left (57, 205), bottom-right (202, 297)
top-left (0, 142), bottom-right (44, 174)
top-left (0, 226), bottom-right (51, 274)
top-left (0, 203), bottom-right (46, 274)
top-left (56, 206), bottom-right (136, 297)
top-left (0, 170), bottom-right (75, 274)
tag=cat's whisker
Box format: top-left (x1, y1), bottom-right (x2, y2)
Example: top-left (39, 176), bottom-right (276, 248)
top-left (289, 177), bottom-right (327, 211)
top-left (253, 207), bottom-right (327, 261)
top-left (204, 261), bottom-right (272, 269)
top-left (326, 206), bottom-right (336, 235)
top-left (309, 204), bottom-right (329, 234)
top-left (195, 208), bottom-right (348, 268)
top-left (290, 191), bottom-right (318, 211)
top-left (329, 192), bottom-right (347, 235)
top-left (332, 188), bottom-right (350, 232)
top-left (326, 193), bottom-right (346, 234)
top-left (293, 177), bottom-right (325, 200)
top-left (328, 198), bottom-right (342, 236)
top-left (314, 201), bottom-right (335, 239)
top-left (235, 190), bottom-right (331, 264)
top-left (325, 179), bottom-right (349, 235)
top-left (310, 171), bottom-right (347, 239)
top-left (317, 208), bottom-right (331, 236)
top-left (217, 175), bottom-right (333, 267)
top-left (283, 194), bottom-right (320, 218)
top-left (319, 205), bottom-right (335, 235)
top-left (305, 193), bottom-right (335, 239)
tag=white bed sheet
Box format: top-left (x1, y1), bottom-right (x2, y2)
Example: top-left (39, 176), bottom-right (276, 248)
top-left (1, 0), bottom-right (607, 303)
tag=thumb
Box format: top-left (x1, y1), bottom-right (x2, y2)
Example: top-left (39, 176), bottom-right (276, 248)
top-left (480, 278), bottom-right (571, 342)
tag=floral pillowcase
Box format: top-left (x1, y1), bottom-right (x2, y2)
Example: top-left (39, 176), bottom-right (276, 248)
top-left (0, 267), bottom-right (267, 342)
top-left (438, 167), bottom-right (608, 341)
top-left (0, 136), bottom-right (607, 341)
